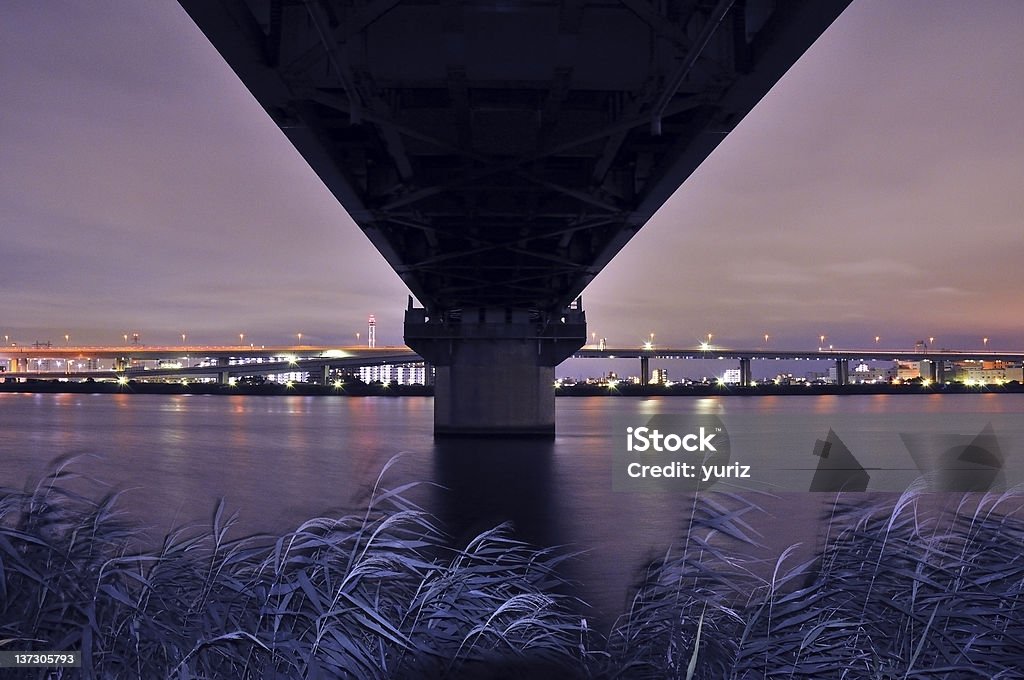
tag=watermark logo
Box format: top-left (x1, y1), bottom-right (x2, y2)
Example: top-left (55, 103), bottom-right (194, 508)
top-left (809, 422), bottom-right (1007, 492)
top-left (614, 414), bottom-right (733, 491)
top-left (625, 425), bottom-right (719, 453)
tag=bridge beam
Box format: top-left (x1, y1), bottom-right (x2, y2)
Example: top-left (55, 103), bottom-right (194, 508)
top-left (405, 306), bottom-right (585, 437)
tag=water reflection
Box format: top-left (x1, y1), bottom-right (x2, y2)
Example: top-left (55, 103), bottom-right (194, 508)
top-left (432, 438), bottom-right (560, 549)
top-left (2, 392), bottom-right (1024, 631)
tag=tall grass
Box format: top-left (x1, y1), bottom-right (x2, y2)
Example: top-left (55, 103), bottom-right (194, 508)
top-left (604, 486), bottom-right (1024, 679)
top-left (3, 462), bottom-right (1023, 678)
top-left (0, 459), bottom-right (590, 679)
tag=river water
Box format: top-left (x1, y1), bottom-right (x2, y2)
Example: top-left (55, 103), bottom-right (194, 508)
top-left (1, 392), bottom-right (1021, 628)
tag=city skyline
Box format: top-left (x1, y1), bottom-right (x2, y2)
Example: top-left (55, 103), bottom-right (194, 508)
top-left (2, 0), bottom-right (1023, 350)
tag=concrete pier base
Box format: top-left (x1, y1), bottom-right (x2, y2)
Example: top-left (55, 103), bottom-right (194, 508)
top-left (406, 305), bottom-right (585, 437)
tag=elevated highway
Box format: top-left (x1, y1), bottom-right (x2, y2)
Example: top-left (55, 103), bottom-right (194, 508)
top-left (4, 343), bottom-right (1020, 388)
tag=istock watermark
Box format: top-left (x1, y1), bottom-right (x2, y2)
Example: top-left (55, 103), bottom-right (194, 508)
top-left (612, 412), bottom-right (1021, 493)
top-left (613, 414), bottom-right (734, 491)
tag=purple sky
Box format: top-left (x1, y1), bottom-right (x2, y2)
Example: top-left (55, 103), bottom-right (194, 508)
top-left (2, 1), bottom-right (1022, 352)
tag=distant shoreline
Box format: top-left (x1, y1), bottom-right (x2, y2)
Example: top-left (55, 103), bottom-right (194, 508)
top-left (1, 379), bottom-right (1021, 398)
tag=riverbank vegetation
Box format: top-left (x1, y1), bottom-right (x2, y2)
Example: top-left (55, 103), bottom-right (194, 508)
top-left (2, 461), bottom-right (1022, 678)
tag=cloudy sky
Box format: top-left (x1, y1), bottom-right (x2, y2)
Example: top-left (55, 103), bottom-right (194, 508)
top-left (2, 0), bottom-right (1022, 351)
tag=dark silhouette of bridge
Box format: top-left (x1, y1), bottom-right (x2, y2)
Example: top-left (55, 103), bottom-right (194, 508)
top-left (177, 0), bottom-right (851, 435)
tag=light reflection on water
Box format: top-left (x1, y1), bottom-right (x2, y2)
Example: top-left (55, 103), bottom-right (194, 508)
top-left (1, 392), bottom-right (1022, 627)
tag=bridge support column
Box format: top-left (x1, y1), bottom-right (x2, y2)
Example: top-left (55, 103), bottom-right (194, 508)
top-left (640, 356), bottom-right (650, 385)
top-left (835, 359), bottom-right (849, 386)
top-left (935, 361), bottom-right (945, 384)
top-left (739, 358), bottom-right (752, 387)
top-left (217, 357), bottom-right (231, 385)
top-left (113, 356), bottom-right (129, 372)
top-left (405, 306), bottom-right (586, 437)
top-left (8, 358), bottom-right (21, 373)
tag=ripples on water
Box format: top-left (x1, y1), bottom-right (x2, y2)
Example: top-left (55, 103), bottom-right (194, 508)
top-left (2, 392), bottom-right (1022, 626)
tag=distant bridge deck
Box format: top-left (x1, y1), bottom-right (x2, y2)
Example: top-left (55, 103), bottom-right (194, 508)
top-left (0, 345), bottom-right (416, 361)
top-left (573, 347), bottom-right (1024, 362)
top-left (3, 345), bottom-right (1021, 384)
top-left (0, 346), bottom-right (419, 382)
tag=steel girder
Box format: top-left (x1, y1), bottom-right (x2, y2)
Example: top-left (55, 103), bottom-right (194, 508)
top-left (178, 0), bottom-right (850, 316)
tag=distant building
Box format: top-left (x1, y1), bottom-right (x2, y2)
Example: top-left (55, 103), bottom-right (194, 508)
top-left (722, 368), bottom-right (742, 385)
top-left (949, 361), bottom-right (1023, 384)
top-left (267, 370), bottom-right (308, 384)
top-left (359, 362), bottom-right (430, 385)
top-left (896, 361), bottom-right (923, 381)
top-left (834, 361), bottom-right (892, 383)
top-left (651, 367), bottom-right (669, 385)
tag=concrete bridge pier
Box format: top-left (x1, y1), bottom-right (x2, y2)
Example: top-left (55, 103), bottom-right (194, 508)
top-left (8, 358), bottom-right (22, 373)
top-left (217, 357), bottom-right (232, 385)
top-left (640, 356), bottom-right (650, 385)
top-left (405, 305), bottom-right (586, 437)
top-left (835, 359), bottom-right (849, 386)
top-left (113, 356), bottom-right (129, 372)
top-left (740, 358), bottom-right (753, 387)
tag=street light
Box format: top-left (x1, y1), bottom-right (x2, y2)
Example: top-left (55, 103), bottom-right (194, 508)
top-left (297, 332), bottom-right (303, 345)
top-left (123, 333), bottom-right (128, 345)
top-left (239, 333), bottom-right (245, 345)
top-left (64, 334), bottom-right (70, 346)
top-left (764, 333), bottom-right (769, 345)
top-left (182, 333), bottom-right (187, 345)
top-left (819, 334), bottom-right (825, 351)
top-left (983, 337), bottom-right (989, 349)
top-left (875, 336), bottom-right (880, 346)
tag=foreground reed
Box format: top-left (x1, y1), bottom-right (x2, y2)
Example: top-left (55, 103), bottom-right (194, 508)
top-left (0, 459), bottom-right (589, 679)
top-left (2, 461), bottom-right (1022, 679)
top-left (604, 485), bottom-right (1024, 679)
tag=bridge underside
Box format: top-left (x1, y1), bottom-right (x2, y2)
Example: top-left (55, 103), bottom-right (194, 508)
top-left (179, 0), bottom-right (850, 435)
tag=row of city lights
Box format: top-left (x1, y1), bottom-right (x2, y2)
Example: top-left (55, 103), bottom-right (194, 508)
top-left (1, 331), bottom-right (372, 347)
top-left (0, 330), bottom-right (1000, 350)
top-left (631, 332), bottom-right (994, 351)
